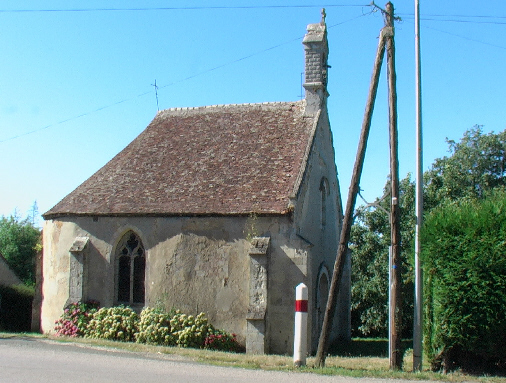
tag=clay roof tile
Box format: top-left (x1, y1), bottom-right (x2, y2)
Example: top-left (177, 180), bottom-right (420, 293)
top-left (44, 101), bottom-right (316, 218)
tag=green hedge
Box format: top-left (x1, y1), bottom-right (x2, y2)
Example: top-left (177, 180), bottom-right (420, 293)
top-left (422, 191), bottom-right (506, 373)
top-left (0, 284), bottom-right (34, 332)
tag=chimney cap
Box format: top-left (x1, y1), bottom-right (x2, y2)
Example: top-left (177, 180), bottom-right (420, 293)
top-left (303, 11), bottom-right (327, 45)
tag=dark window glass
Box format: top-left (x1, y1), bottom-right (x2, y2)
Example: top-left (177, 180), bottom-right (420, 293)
top-left (133, 255), bottom-right (146, 303)
top-left (116, 231), bottom-right (145, 306)
top-left (118, 256), bottom-right (131, 303)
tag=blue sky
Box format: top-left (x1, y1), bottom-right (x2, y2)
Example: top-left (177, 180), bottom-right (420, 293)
top-left (1, 1), bottom-right (505, 224)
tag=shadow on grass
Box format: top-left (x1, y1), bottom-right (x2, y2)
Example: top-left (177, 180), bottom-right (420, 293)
top-left (329, 338), bottom-right (412, 358)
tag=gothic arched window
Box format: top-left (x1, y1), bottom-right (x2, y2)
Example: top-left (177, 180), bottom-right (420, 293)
top-left (320, 177), bottom-right (330, 227)
top-left (116, 231), bottom-right (145, 306)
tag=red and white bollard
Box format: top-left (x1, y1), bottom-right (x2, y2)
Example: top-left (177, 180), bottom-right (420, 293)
top-left (293, 283), bottom-right (308, 367)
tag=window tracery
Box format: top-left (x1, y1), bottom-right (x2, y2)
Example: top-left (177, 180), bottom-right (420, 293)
top-left (116, 231), bottom-right (145, 305)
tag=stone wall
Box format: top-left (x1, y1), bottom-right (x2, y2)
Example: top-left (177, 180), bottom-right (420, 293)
top-left (41, 214), bottom-right (311, 354)
top-left (292, 106), bottom-right (350, 353)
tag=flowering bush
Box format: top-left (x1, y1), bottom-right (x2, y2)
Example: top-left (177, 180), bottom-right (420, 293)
top-left (204, 329), bottom-right (243, 352)
top-left (54, 300), bottom-right (99, 337)
top-left (170, 311), bottom-right (212, 348)
top-left (135, 307), bottom-right (175, 346)
top-left (54, 303), bottom-right (244, 353)
top-left (85, 306), bottom-right (138, 342)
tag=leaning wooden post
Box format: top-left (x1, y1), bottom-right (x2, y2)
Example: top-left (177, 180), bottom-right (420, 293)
top-left (314, 27), bottom-right (388, 368)
top-left (385, 1), bottom-right (403, 371)
top-left (293, 283), bottom-right (308, 367)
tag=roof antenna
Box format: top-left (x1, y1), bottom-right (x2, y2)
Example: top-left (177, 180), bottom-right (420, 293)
top-left (151, 79), bottom-right (160, 112)
top-left (321, 8), bottom-right (326, 24)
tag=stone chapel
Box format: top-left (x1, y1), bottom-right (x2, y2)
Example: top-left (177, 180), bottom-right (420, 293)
top-left (41, 13), bottom-right (351, 355)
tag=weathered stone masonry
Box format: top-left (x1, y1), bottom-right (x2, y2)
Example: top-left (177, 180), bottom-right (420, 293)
top-left (39, 13), bottom-right (351, 355)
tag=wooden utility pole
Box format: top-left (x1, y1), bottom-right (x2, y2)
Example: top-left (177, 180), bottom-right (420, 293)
top-left (314, 25), bottom-right (388, 368)
top-left (385, 1), bottom-right (403, 370)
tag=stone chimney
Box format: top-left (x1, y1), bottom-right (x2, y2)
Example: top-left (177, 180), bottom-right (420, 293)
top-left (303, 9), bottom-right (329, 116)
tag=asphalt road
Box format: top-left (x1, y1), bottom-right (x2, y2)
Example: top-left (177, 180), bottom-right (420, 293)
top-left (0, 336), bottom-right (428, 383)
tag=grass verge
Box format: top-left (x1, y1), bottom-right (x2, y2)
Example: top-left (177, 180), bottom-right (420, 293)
top-left (2, 333), bottom-right (505, 383)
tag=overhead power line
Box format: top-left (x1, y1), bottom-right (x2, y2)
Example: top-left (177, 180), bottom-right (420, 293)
top-left (400, 13), bottom-right (506, 19)
top-left (0, 10), bottom-right (371, 143)
top-left (1, 6), bottom-right (504, 143)
top-left (402, 16), bottom-right (506, 25)
top-left (398, 12), bottom-right (506, 26)
top-left (424, 25), bottom-right (506, 50)
top-left (399, 17), bottom-right (506, 50)
top-left (0, 95), bottom-right (150, 143)
top-left (157, 11), bottom-right (372, 91)
top-left (0, 4), bottom-right (368, 13)
top-left (2, 5), bottom-right (504, 22)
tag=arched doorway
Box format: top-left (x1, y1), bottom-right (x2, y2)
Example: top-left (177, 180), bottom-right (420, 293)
top-left (316, 264), bottom-right (330, 333)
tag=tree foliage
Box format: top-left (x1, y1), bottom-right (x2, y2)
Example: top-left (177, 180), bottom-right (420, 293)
top-left (0, 213), bottom-right (41, 285)
top-left (350, 176), bottom-right (415, 337)
top-left (350, 126), bottom-right (506, 339)
top-left (424, 125), bottom-right (506, 207)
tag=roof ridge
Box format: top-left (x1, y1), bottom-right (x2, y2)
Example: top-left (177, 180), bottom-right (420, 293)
top-left (158, 100), bottom-right (303, 114)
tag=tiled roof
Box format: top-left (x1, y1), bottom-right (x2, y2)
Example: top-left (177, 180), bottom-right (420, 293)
top-left (44, 101), bottom-right (317, 218)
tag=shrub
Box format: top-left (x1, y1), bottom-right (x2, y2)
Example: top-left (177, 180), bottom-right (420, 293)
top-left (422, 192), bottom-right (506, 373)
top-left (204, 329), bottom-right (243, 353)
top-left (170, 311), bottom-right (213, 348)
top-left (85, 306), bottom-right (138, 342)
top-left (54, 300), bottom-right (99, 337)
top-left (52, 303), bottom-right (244, 353)
top-left (0, 284), bottom-right (34, 332)
top-left (136, 307), bottom-right (175, 346)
